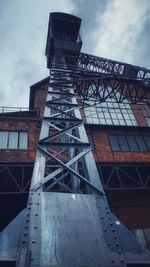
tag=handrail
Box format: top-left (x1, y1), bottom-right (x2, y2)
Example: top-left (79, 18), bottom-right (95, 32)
top-left (0, 106), bottom-right (40, 117)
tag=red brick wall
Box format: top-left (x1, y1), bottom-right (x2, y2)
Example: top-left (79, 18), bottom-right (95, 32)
top-left (0, 119), bottom-right (40, 162)
top-left (34, 85), bottom-right (48, 118)
top-left (86, 127), bottom-right (150, 163)
top-left (107, 190), bottom-right (150, 229)
top-left (86, 126), bottom-right (150, 229)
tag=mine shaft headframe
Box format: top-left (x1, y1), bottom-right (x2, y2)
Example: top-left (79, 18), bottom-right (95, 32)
top-left (45, 12), bottom-right (82, 68)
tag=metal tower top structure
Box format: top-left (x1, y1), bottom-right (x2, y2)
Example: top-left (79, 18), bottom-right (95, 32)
top-left (45, 12), bottom-right (82, 68)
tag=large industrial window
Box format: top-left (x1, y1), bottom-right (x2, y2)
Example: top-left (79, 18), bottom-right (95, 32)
top-left (83, 87), bottom-right (138, 126)
top-left (84, 101), bottom-right (138, 126)
top-left (0, 131), bottom-right (28, 149)
top-left (109, 134), bottom-right (150, 152)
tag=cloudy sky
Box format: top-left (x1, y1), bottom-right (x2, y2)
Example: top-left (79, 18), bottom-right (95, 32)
top-left (0, 0), bottom-right (150, 107)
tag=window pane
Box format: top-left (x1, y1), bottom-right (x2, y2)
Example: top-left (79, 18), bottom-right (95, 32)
top-left (119, 120), bottom-right (126, 125)
top-left (113, 119), bottom-right (119, 125)
top-left (111, 113), bottom-right (117, 119)
top-left (126, 120), bottom-right (132, 126)
top-left (109, 135), bottom-right (120, 151)
top-left (99, 119), bottom-right (106, 124)
top-left (135, 136), bottom-right (147, 151)
top-left (117, 136), bottom-right (129, 151)
top-left (127, 136), bottom-right (139, 151)
top-left (123, 114), bottom-right (130, 119)
top-left (132, 120), bottom-right (138, 126)
top-left (93, 117), bottom-right (99, 124)
top-left (19, 132), bottom-right (28, 149)
top-left (146, 118), bottom-right (150, 126)
top-left (8, 132), bottom-right (18, 149)
top-left (106, 119), bottom-right (112, 124)
top-left (86, 117), bottom-right (93, 123)
top-left (105, 114), bottom-right (111, 119)
top-left (144, 136), bottom-right (150, 150)
top-left (117, 113), bottom-right (123, 119)
top-left (0, 131), bottom-right (8, 148)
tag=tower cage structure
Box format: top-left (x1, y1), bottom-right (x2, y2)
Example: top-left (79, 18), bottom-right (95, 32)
top-left (1, 12), bottom-right (150, 267)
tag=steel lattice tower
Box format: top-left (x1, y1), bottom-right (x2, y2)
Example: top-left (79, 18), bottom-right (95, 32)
top-left (1, 12), bottom-right (150, 267)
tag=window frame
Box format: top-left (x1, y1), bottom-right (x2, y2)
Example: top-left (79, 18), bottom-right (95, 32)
top-left (0, 131), bottom-right (28, 150)
top-left (109, 134), bottom-right (150, 152)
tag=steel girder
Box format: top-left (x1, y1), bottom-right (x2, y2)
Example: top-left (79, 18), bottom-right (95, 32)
top-left (78, 52), bottom-right (150, 82)
top-left (98, 164), bottom-right (150, 190)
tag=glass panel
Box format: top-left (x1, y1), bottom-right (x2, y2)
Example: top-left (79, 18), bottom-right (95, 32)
top-left (104, 113), bottom-right (111, 119)
top-left (123, 114), bottom-right (130, 119)
top-left (135, 136), bottom-right (147, 151)
top-left (99, 119), bottom-right (106, 124)
top-left (113, 103), bottom-right (119, 108)
top-left (106, 119), bottom-right (113, 125)
top-left (109, 135), bottom-right (120, 151)
top-left (127, 136), bottom-right (139, 151)
top-left (144, 136), bottom-right (150, 150)
top-left (111, 113), bottom-right (117, 119)
top-left (99, 113), bottom-right (104, 118)
top-left (0, 131), bottom-right (8, 148)
top-left (117, 113), bottom-right (123, 119)
top-left (8, 132), bottom-right (18, 149)
top-left (113, 119), bottom-right (119, 125)
top-left (85, 110), bottom-right (90, 116)
top-left (117, 136), bottom-right (129, 151)
top-left (101, 102), bottom-right (107, 107)
top-left (126, 120), bottom-right (133, 126)
top-left (107, 102), bottom-right (113, 107)
top-left (19, 132), bottom-right (28, 149)
top-left (93, 117), bottom-right (99, 124)
top-left (146, 118), bottom-right (150, 126)
top-left (119, 120), bottom-right (126, 125)
top-left (132, 120), bottom-right (138, 126)
top-left (86, 117), bottom-right (93, 123)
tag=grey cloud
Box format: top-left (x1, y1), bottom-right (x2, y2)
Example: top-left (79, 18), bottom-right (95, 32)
top-left (0, 0), bottom-right (75, 107)
top-left (0, 0), bottom-right (150, 109)
top-left (73, 0), bottom-right (110, 53)
top-left (133, 7), bottom-right (150, 69)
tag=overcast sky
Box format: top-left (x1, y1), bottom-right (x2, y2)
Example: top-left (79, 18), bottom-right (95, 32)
top-left (0, 0), bottom-right (150, 107)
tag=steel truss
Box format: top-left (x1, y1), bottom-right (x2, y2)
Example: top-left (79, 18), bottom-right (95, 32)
top-left (78, 52), bottom-right (150, 81)
top-left (51, 73), bottom-right (150, 106)
top-left (0, 164), bottom-right (34, 231)
top-left (63, 52), bottom-right (150, 106)
top-left (98, 163), bottom-right (150, 190)
top-left (1, 52), bottom-right (150, 266)
top-left (0, 164), bottom-right (33, 194)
